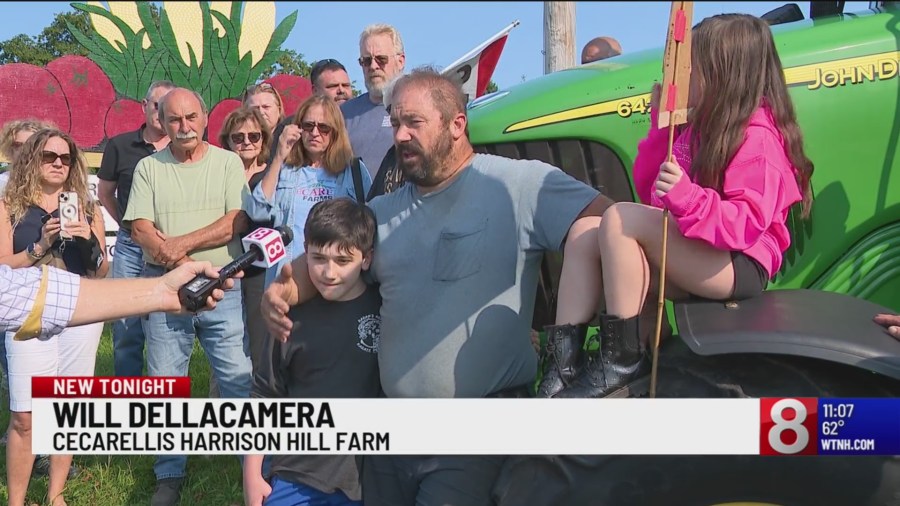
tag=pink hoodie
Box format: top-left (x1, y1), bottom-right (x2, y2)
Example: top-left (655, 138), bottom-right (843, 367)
top-left (632, 103), bottom-right (803, 279)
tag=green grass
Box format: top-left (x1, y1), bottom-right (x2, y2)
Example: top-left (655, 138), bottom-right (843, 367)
top-left (0, 326), bottom-right (244, 506)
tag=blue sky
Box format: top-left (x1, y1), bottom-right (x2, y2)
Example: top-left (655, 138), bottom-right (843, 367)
top-left (0, 1), bottom-right (872, 90)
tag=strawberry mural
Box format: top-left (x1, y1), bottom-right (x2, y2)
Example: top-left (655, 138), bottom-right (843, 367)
top-left (0, 63), bottom-right (72, 133)
top-left (46, 55), bottom-right (117, 146)
top-left (0, 2), bottom-right (311, 153)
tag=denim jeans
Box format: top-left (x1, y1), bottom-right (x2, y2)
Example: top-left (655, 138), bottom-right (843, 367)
top-left (111, 228), bottom-right (147, 377)
top-left (141, 263), bottom-right (251, 480)
top-left (265, 477), bottom-right (361, 505)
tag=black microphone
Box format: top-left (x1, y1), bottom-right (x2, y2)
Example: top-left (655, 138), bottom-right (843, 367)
top-left (178, 226), bottom-right (294, 312)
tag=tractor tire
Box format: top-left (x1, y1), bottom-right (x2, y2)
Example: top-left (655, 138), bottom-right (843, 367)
top-left (493, 340), bottom-right (900, 506)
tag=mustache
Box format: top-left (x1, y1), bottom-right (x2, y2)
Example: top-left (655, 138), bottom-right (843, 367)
top-left (175, 132), bottom-right (198, 140)
top-left (398, 140), bottom-right (423, 153)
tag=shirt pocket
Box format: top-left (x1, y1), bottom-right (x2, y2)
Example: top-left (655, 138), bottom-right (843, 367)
top-left (433, 218), bottom-right (487, 281)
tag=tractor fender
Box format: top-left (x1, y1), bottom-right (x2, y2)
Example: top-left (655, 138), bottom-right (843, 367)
top-left (673, 289), bottom-right (900, 381)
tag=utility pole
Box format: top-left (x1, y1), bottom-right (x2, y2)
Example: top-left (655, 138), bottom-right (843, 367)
top-left (543, 1), bottom-right (576, 74)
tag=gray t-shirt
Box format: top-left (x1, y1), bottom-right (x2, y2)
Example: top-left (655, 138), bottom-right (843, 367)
top-left (341, 93), bottom-right (393, 179)
top-left (368, 153), bottom-right (600, 398)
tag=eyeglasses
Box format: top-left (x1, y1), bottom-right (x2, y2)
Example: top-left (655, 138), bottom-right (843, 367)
top-left (41, 151), bottom-right (71, 166)
top-left (301, 121), bottom-right (333, 135)
top-left (358, 55), bottom-right (395, 68)
top-left (230, 132), bottom-right (262, 144)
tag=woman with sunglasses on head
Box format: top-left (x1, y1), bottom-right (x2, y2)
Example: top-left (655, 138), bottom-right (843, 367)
top-left (242, 82), bottom-right (286, 134)
top-left (0, 119), bottom-right (56, 192)
top-left (219, 107), bottom-right (273, 383)
top-left (244, 94), bottom-right (372, 288)
top-left (0, 118), bottom-right (54, 445)
top-left (0, 129), bottom-right (108, 506)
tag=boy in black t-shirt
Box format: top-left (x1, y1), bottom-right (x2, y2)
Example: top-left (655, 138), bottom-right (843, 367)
top-left (244, 198), bottom-right (380, 506)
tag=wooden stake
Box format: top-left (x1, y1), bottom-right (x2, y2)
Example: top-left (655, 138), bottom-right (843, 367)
top-left (650, 1), bottom-right (693, 398)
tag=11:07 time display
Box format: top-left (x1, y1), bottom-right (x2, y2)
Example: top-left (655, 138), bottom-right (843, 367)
top-left (822, 403), bottom-right (854, 418)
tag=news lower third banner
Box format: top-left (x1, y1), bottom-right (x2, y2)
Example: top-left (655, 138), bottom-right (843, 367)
top-left (31, 377), bottom-right (900, 456)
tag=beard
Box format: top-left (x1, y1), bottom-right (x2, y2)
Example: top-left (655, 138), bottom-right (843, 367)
top-left (365, 74), bottom-right (386, 96)
top-left (397, 132), bottom-right (453, 187)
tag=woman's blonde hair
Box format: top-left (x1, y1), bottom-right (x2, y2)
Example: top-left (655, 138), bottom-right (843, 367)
top-left (241, 82), bottom-right (285, 122)
top-left (4, 129), bottom-right (94, 228)
top-left (287, 95), bottom-right (353, 174)
top-left (0, 119), bottom-right (56, 160)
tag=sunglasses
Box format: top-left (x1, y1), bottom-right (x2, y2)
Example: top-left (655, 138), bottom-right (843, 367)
top-left (313, 58), bottom-right (342, 70)
top-left (358, 55), bottom-right (393, 68)
top-left (230, 132), bottom-right (262, 144)
top-left (41, 151), bottom-right (72, 166)
top-left (301, 121), bottom-right (333, 135)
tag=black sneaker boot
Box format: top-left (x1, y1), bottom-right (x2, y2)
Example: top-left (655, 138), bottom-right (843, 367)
top-left (151, 477), bottom-right (184, 506)
top-left (555, 313), bottom-right (649, 398)
top-left (536, 323), bottom-right (587, 398)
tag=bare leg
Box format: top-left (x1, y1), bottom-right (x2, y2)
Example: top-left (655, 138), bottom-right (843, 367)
top-left (7, 411), bottom-right (35, 506)
top-left (555, 216), bottom-right (603, 325)
top-left (48, 454), bottom-right (73, 506)
top-left (599, 202), bottom-right (734, 319)
top-left (537, 216), bottom-right (603, 397)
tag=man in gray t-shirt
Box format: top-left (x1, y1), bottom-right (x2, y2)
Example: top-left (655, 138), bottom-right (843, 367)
top-left (368, 153), bottom-right (596, 397)
top-left (341, 95), bottom-right (392, 178)
top-left (262, 68), bottom-right (613, 506)
top-left (341, 23), bottom-right (407, 178)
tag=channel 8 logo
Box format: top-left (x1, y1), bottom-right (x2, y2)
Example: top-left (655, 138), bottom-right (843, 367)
top-left (760, 398), bottom-right (818, 455)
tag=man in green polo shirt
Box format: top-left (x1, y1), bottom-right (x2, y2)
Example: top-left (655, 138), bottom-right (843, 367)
top-left (123, 87), bottom-right (250, 506)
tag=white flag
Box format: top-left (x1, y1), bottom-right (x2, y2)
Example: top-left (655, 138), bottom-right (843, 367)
top-left (442, 20), bottom-right (520, 102)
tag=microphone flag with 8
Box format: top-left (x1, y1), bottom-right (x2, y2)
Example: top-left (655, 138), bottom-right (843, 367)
top-left (178, 226), bottom-right (294, 312)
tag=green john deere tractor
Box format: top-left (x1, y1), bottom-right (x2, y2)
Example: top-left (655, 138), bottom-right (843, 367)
top-left (467, 3), bottom-right (900, 504)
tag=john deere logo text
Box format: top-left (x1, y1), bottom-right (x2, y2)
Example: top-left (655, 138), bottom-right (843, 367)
top-left (784, 51), bottom-right (900, 90)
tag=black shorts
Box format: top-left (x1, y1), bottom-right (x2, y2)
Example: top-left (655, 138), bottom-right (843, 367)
top-left (731, 251), bottom-right (768, 300)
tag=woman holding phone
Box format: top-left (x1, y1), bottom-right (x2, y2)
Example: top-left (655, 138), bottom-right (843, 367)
top-left (0, 128), bottom-right (107, 506)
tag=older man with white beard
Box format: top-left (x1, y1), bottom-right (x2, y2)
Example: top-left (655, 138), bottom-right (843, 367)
top-left (341, 23), bottom-right (406, 179)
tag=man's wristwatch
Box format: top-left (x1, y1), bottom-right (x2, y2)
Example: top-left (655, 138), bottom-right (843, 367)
top-left (26, 241), bottom-right (46, 262)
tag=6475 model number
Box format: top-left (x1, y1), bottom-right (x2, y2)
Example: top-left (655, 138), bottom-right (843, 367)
top-left (617, 96), bottom-right (651, 118)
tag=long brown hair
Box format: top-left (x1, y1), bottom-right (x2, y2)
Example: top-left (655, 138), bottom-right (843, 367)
top-left (286, 95), bottom-right (352, 174)
top-left (689, 14), bottom-right (814, 216)
top-left (4, 129), bottom-right (94, 227)
top-left (218, 107), bottom-right (272, 166)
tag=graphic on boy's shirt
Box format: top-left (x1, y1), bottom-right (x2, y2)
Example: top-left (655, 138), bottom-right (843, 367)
top-left (357, 313), bottom-right (381, 353)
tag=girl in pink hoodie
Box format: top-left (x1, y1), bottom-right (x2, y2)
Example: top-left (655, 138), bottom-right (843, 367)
top-left (556, 13), bottom-right (814, 399)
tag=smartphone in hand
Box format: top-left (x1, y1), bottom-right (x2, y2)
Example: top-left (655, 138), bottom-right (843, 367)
top-left (58, 191), bottom-right (78, 240)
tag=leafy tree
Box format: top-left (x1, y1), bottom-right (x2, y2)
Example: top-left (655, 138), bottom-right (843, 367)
top-left (259, 48), bottom-right (311, 79)
top-left (485, 79), bottom-right (499, 93)
top-left (259, 49), bottom-right (362, 96)
top-left (0, 11), bottom-right (90, 65)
